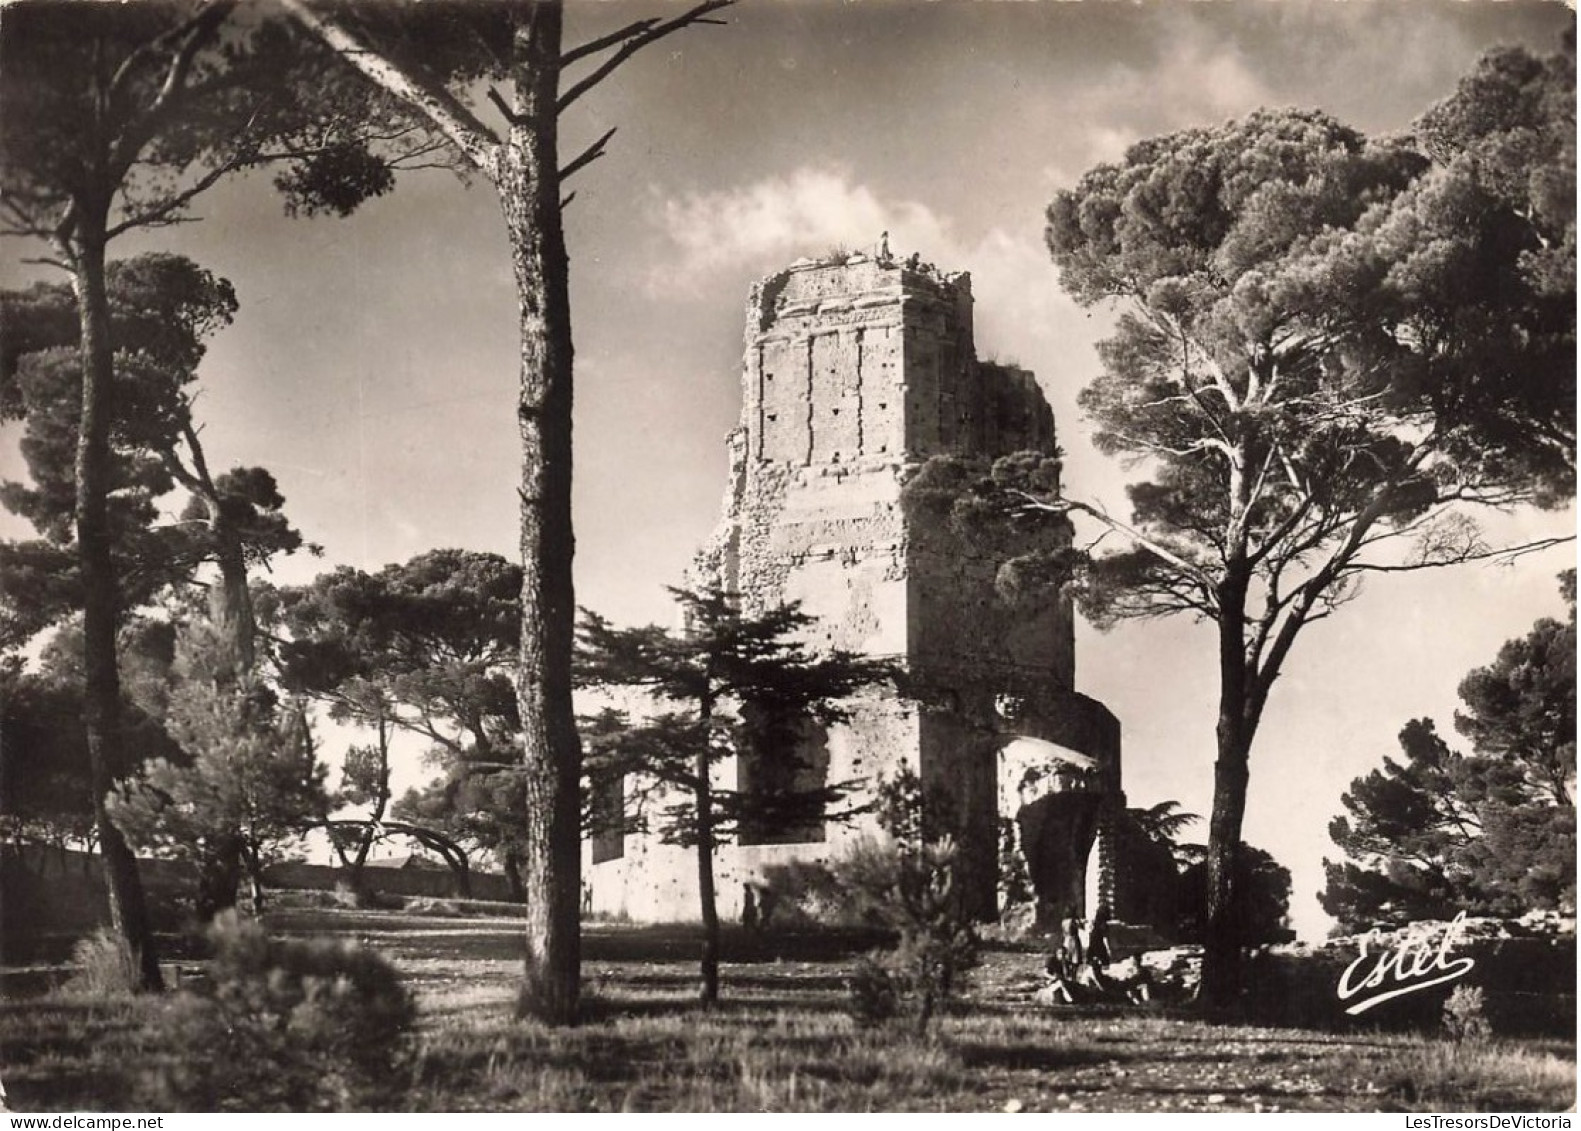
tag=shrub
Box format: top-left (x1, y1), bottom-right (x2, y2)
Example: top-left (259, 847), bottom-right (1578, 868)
top-left (832, 837), bottom-right (980, 1032)
top-left (828, 770), bottom-right (981, 1033)
top-left (134, 912), bottom-right (415, 1111)
top-left (63, 928), bottom-right (141, 997)
top-left (845, 955), bottom-right (901, 1028)
top-left (1443, 984), bottom-right (1492, 1043)
top-left (883, 836), bottom-right (980, 1031)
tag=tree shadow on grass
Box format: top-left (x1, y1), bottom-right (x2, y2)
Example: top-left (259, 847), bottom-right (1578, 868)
top-left (583, 925), bottom-right (892, 965)
top-left (1139, 1030), bottom-right (1408, 1050)
top-left (954, 1042), bottom-right (1127, 1072)
top-left (607, 968), bottom-right (848, 994)
top-left (721, 972), bottom-right (850, 993)
top-left (580, 991), bottom-right (853, 1023)
top-left (414, 1026), bottom-right (680, 1092)
top-left (6, 1067), bottom-right (136, 1113)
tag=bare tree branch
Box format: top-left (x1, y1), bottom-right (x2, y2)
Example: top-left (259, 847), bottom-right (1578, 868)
top-left (1345, 535), bottom-right (1575, 574)
top-left (1015, 491), bottom-right (1216, 588)
top-left (281, 0), bottom-right (502, 174)
top-left (105, 157), bottom-right (242, 240)
top-left (559, 126), bottom-right (617, 182)
top-left (105, 1), bottom-right (236, 182)
top-left (560, 16), bottom-right (660, 67)
top-left (0, 193), bottom-right (63, 240)
top-left (103, 0), bottom-right (230, 111)
top-left (485, 85), bottom-right (521, 126)
top-left (557, 0), bottom-right (734, 113)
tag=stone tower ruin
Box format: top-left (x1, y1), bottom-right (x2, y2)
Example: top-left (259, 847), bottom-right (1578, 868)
top-left (585, 251), bottom-right (1122, 926)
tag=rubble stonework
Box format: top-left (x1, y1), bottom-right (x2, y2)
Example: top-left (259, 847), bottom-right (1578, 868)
top-left (587, 253), bottom-right (1122, 925)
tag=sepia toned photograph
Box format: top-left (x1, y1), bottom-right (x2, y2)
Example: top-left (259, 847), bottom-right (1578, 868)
top-left (0, 0), bottom-right (1574, 1115)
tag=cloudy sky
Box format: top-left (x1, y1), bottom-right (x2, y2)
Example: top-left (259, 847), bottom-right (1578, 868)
top-left (2, 0), bottom-right (1573, 937)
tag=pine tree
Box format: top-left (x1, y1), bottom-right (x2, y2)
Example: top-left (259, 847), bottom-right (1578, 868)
top-left (1322, 574), bottom-right (1576, 932)
top-left (575, 585), bottom-right (894, 1005)
top-left (1035, 39), bottom-right (1573, 1002)
top-left (109, 625), bottom-right (331, 916)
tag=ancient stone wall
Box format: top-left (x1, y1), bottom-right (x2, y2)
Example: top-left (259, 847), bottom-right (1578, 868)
top-left (587, 253), bottom-right (1121, 926)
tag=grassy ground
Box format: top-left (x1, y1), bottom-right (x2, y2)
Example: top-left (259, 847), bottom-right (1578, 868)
top-left (2, 901), bottom-right (1574, 1113)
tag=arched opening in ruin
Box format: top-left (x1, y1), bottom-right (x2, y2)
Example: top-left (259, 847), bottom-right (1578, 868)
top-left (999, 736), bottom-right (1104, 922)
top-left (1016, 791), bottom-right (1101, 919)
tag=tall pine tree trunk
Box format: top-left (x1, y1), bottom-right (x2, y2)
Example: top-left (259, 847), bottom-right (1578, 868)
top-left (205, 505), bottom-right (257, 675)
top-left (502, 848), bottom-right (527, 904)
top-left (201, 502), bottom-right (255, 918)
top-left (342, 719), bottom-right (392, 902)
top-left (445, 847), bottom-right (474, 900)
top-left (1201, 732), bottom-right (1251, 1007)
top-left (195, 831), bottom-right (244, 919)
top-left (695, 753), bottom-right (720, 1005)
top-left (333, 805), bottom-right (384, 906)
top-left (501, 0), bottom-right (581, 1024)
top-left (1199, 573), bottom-right (1252, 1009)
top-left (160, 426), bottom-right (261, 919)
top-left (70, 211), bottom-right (162, 992)
top-left (241, 841), bottom-right (266, 915)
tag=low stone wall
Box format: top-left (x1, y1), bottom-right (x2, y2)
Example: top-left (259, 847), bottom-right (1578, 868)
top-left (2, 848), bottom-right (195, 964)
top-left (262, 859), bottom-right (516, 902)
top-left (0, 845), bottom-right (518, 964)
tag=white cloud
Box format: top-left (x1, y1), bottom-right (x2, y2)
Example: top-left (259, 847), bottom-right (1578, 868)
top-left (1099, 24), bottom-right (1270, 133)
top-left (651, 167), bottom-right (955, 293)
top-left (1036, 29), bottom-right (1273, 193)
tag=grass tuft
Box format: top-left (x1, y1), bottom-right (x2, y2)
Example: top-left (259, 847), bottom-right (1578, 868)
top-left (1369, 1040), bottom-right (1576, 1113)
